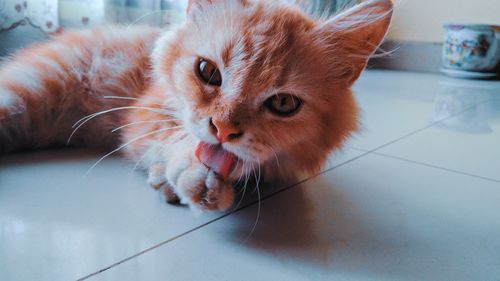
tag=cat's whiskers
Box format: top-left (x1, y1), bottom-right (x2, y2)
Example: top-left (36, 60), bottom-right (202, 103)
top-left (85, 126), bottom-right (179, 176)
top-left (268, 145), bottom-right (280, 169)
top-left (130, 129), bottom-right (187, 174)
top-left (242, 160), bottom-right (262, 244)
top-left (73, 106), bottom-right (170, 128)
top-left (234, 158), bottom-right (246, 187)
top-left (68, 106), bottom-right (173, 145)
top-left (234, 160), bottom-right (251, 211)
top-left (266, 144), bottom-right (285, 179)
top-left (130, 142), bottom-right (161, 175)
top-left (232, 160), bottom-right (249, 212)
top-left (244, 160), bottom-right (251, 191)
top-left (102, 95), bottom-right (165, 106)
top-left (111, 119), bottom-right (177, 133)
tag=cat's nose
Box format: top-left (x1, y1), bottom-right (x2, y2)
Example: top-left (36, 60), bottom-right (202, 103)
top-left (209, 118), bottom-right (243, 143)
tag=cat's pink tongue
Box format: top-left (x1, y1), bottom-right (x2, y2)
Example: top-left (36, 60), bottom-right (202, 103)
top-left (195, 142), bottom-right (237, 181)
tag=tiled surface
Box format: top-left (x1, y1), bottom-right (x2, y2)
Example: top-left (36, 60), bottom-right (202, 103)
top-left (0, 149), bottom-right (363, 281)
top-left (376, 98), bottom-right (500, 181)
top-left (92, 154), bottom-right (500, 281)
top-left (1, 70), bottom-right (500, 281)
top-left (0, 151), bottom-right (220, 281)
top-left (348, 71), bottom-right (498, 150)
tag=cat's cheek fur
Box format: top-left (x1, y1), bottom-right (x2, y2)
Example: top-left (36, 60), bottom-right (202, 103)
top-left (181, 109), bottom-right (218, 145)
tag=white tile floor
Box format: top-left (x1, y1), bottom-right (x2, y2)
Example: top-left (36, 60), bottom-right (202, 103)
top-left (1, 70), bottom-right (499, 281)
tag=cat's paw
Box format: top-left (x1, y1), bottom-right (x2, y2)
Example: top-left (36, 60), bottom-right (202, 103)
top-left (170, 162), bottom-right (234, 212)
top-left (147, 163), bottom-right (180, 203)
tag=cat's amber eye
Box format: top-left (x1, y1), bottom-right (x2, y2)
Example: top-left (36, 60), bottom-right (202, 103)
top-left (197, 58), bottom-right (222, 86)
top-left (264, 94), bottom-right (302, 117)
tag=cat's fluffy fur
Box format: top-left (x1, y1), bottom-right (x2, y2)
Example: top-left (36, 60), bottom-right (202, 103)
top-left (0, 0), bottom-right (392, 211)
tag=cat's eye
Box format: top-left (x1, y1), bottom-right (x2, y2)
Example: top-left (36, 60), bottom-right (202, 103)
top-left (197, 58), bottom-right (222, 86)
top-left (264, 94), bottom-right (302, 117)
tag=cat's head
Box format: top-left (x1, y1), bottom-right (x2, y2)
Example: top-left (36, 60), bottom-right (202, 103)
top-left (153, 0), bottom-right (392, 177)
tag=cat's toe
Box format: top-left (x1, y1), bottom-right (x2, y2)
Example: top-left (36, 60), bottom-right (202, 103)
top-left (147, 163), bottom-right (166, 189)
top-left (164, 185), bottom-right (181, 204)
top-left (176, 167), bottom-right (234, 212)
top-left (200, 171), bottom-right (234, 211)
top-left (161, 183), bottom-right (181, 204)
top-left (147, 164), bottom-right (180, 204)
top-left (148, 180), bottom-right (180, 204)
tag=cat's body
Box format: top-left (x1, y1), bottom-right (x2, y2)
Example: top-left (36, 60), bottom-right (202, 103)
top-left (0, 26), bottom-right (160, 152)
top-left (0, 0), bottom-right (392, 211)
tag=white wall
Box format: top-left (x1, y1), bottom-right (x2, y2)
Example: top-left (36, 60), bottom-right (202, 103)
top-left (388, 0), bottom-right (500, 43)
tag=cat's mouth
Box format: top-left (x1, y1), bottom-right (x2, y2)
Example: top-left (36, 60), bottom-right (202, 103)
top-left (195, 141), bottom-right (239, 181)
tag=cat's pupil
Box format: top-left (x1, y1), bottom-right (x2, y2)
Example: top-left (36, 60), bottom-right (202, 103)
top-left (280, 97), bottom-right (288, 107)
top-left (197, 58), bottom-right (222, 86)
top-left (265, 94), bottom-right (302, 117)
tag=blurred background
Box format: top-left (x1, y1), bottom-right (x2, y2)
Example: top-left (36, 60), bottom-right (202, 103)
top-left (0, 0), bottom-right (189, 56)
top-left (0, 0), bottom-right (499, 74)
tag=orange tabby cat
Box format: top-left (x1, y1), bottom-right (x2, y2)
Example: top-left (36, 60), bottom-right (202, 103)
top-left (0, 0), bottom-right (392, 211)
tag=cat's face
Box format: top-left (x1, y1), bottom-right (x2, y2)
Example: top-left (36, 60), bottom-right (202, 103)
top-left (153, 0), bottom-right (392, 172)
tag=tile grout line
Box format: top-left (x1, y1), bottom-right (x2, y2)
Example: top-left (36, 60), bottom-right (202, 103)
top-left (348, 97), bottom-right (500, 184)
top-left (77, 151), bottom-right (373, 280)
top-left (361, 149), bottom-right (500, 184)
top-left (329, 97), bottom-right (490, 177)
top-left (350, 96), bottom-right (497, 161)
top-left (77, 214), bottom-right (233, 280)
top-left (78, 97), bottom-right (498, 280)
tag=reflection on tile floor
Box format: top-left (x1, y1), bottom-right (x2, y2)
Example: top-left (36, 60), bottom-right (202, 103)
top-left (93, 154), bottom-right (500, 281)
top-left (1, 70), bottom-right (499, 281)
top-left (377, 98), bottom-right (500, 181)
top-left (347, 72), bottom-right (499, 151)
top-left (0, 151), bottom-right (220, 281)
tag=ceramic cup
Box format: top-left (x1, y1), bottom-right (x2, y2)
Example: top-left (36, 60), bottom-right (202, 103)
top-left (442, 24), bottom-right (500, 72)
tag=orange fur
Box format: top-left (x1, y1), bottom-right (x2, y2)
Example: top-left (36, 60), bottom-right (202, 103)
top-left (0, 0), bottom-right (392, 211)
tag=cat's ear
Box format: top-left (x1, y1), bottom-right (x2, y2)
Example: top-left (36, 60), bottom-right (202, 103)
top-left (315, 0), bottom-right (393, 84)
top-left (187, 0), bottom-right (215, 14)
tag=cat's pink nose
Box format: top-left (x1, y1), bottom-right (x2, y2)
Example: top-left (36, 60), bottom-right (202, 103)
top-left (209, 118), bottom-right (243, 143)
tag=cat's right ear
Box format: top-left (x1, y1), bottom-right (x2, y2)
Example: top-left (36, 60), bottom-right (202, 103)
top-left (314, 0), bottom-right (393, 85)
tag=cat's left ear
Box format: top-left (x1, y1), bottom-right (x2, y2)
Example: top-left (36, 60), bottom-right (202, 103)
top-left (315, 0), bottom-right (393, 85)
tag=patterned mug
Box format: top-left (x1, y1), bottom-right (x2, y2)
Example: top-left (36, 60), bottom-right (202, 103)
top-left (442, 23), bottom-right (500, 72)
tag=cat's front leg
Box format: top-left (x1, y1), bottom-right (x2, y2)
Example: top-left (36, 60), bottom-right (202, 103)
top-left (156, 141), bottom-right (234, 212)
top-left (147, 163), bottom-right (180, 204)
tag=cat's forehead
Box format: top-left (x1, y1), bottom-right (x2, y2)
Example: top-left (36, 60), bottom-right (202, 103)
top-left (196, 1), bottom-right (313, 55)
top-left (186, 1), bottom-right (315, 94)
